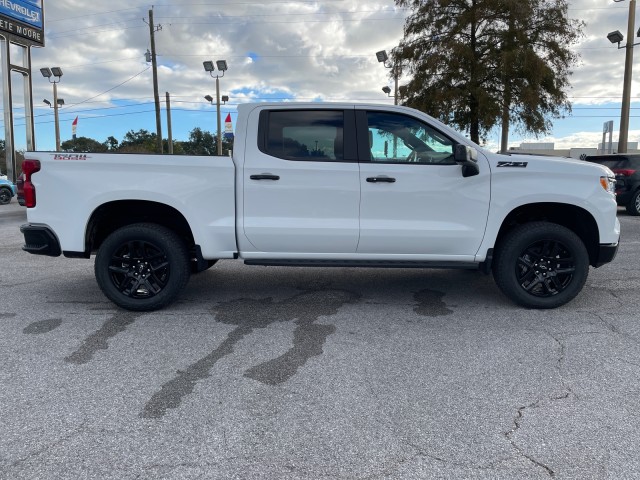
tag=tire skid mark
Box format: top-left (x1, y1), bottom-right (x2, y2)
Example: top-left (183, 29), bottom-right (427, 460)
top-left (64, 312), bottom-right (140, 365)
top-left (141, 289), bottom-right (360, 419)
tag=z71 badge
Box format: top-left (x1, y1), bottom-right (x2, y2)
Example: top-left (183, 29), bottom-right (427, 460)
top-left (497, 161), bottom-right (528, 168)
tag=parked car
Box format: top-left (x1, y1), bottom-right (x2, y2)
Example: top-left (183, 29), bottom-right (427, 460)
top-left (0, 178), bottom-right (16, 205)
top-left (585, 154), bottom-right (640, 215)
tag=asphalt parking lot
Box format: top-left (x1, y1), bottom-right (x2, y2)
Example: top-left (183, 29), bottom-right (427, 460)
top-left (1, 198), bottom-right (639, 479)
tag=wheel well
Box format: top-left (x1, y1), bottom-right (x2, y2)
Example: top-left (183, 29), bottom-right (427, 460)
top-left (86, 200), bottom-right (195, 254)
top-left (495, 203), bottom-right (600, 266)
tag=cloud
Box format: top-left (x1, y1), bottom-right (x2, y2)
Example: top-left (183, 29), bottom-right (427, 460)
top-left (3, 0), bottom-right (638, 150)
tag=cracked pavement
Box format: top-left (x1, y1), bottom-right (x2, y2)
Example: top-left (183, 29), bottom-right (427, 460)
top-left (1, 200), bottom-right (639, 479)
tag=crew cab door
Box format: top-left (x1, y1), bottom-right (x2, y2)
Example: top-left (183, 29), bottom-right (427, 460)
top-left (356, 109), bottom-right (490, 257)
top-left (240, 108), bottom-right (360, 254)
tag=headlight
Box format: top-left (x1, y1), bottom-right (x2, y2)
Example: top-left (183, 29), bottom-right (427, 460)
top-left (600, 175), bottom-right (616, 195)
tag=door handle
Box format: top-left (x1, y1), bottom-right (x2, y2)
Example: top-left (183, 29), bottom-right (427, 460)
top-left (250, 174), bottom-right (280, 181)
top-left (366, 176), bottom-right (396, 183)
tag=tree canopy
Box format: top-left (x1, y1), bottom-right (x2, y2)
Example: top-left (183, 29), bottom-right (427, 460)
top-left (393, 0), bottom-right (583, 145)
top-left (57, 128), bottom-right (233, 156)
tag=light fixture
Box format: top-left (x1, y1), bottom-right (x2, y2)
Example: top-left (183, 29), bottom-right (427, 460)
top-left (382, 86), bottom-right (391, 95)
top-left (216, 60), bottom-right (228, 71)
top-left (50, 67), bottom-right (63, 78)
top-left (204, 94), bottom-right (213, 102)
top-left (608, 30), bottom-right (624, 45)
top-left (376, 50), bottom-right (388, 63)
top-left (43, 99), bottom-right (51, 106)
top-left (203, 61), bottom-right (215, 72)
top-left (40, 67), bottom-right (52, 78)
top-left (222, 95), bottom-right (229, 103)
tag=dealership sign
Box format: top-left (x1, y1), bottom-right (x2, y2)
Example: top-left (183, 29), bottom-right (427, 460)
top-left (0, 0), bottom-right (44, 46)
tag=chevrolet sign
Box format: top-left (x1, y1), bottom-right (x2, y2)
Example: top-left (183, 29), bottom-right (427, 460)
top-left (0, 0), bottom-right (44, 46)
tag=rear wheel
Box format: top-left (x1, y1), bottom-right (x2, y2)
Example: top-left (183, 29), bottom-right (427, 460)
top-left (493, 222), bottom-right (589, 309)
top-left (95, 223), bottom-right (190, 311)
top-left (625, 189), bottom-right (640, 216)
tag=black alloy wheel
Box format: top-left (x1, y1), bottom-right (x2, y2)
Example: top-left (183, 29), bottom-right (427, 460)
top-left (493, 222), bottom-right (589, 309)
top-left (108, 239), bottom-right (170, 299)
top-left (95, 223), bottom-right (190, 311)
top-left (515, 239), bottom-right (575, 298)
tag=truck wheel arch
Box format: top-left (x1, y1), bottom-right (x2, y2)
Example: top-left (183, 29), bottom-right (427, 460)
top-left (494, 202), bottom-right (600, 267)
top-left (86, 200), bottom-right (196, 255)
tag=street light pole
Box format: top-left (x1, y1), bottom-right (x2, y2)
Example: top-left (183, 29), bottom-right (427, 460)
top-left (609, 0), bottom-right (639, 153)
top-left (53, 82), bottom-right (60, 152)
top-left (203, 59), bottom-right (228, 156)
top-left (216, 75), bottom-right (222, 156)
top-left (620, 0), bottom-right (636, 153)
top-left (376, 50), bottom-right (399, 105)
top-left (40, 67), bottom-right (63, 151)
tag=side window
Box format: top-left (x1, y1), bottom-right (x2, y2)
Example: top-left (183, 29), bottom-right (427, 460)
top-left (366, 111), bottom-right (456, 165)
top-left (261, 110), bottom-right (344, 161)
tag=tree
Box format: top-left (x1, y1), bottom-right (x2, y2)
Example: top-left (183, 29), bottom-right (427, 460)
top-left (61, 137), bottom-right (109, 153)
top-left (118, 129), bottom-right (158, 153)
top-left (180, 128), bottom-right (234, 156)
top-left (0, 139), bottom-right (6, 175)
top-left (104, 136), bottom-right (119, 151)
top-left (181, 127), bottom-right (216, 155)
top-left (393, 0), bottom-right (583, 145)
top-left (0, 139), bottom-right (25, 178)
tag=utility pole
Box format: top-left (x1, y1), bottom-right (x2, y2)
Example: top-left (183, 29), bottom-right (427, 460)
top-left (166, 92), bottom-right (173, 154)
top-left (146, 9), bottom-right (163, 154)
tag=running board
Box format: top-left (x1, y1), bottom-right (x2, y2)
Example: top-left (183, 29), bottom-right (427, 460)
top-left (244, 259), bottom-right (481, 269)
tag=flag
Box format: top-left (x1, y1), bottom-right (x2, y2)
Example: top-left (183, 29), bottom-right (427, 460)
top-left (72, 116), bottom-right (78, 139)
top-left (224, 113), bottom-right (234, 139)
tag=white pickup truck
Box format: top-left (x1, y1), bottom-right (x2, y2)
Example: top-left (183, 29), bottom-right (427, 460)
top-left (19, 103), bottom-right (620, 311)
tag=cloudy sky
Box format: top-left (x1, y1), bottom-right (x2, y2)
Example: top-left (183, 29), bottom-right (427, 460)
top-left (2, 0), bottom-right (640, 152)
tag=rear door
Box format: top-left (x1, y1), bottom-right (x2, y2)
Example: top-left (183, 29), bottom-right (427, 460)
top-left (356, 109), bottom-right (491, 257)
top-left (241, 108), bottom-right (361, 254)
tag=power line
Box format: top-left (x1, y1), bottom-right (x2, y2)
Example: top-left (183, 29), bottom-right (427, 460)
top-left (64, 67), bottom-right (152, 110)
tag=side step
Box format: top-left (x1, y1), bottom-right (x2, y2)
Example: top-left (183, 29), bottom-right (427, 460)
top-left (244, 259), bottom-right (481, 269)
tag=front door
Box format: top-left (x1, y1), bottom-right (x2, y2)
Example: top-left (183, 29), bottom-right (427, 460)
top-left (357, 109), bottom-right (491, 258)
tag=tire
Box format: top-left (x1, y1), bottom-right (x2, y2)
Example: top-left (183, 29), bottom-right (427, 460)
top-left (94, 223), bottom-right (190, 311)
top-left (0, 188), bottom-right (11, 205)
top-left (625, 189), bottom-right (640, 216)
top-left (493, 222), bottom-right (589, 309)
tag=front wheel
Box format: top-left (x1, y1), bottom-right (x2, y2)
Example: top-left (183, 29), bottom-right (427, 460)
top-left (493, 222), bottom-right (589, 309)
top-left (95, 223), bottom-right (190, 311)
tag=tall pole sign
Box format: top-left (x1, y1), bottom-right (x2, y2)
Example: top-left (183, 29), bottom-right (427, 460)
top-left (0, 0), bottom-right (44, 183)
top-left (0, 0), bottom-right (45, 46)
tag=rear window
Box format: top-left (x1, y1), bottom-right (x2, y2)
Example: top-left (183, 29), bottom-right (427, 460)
top-left (260, 110), bottom-right (344, 161)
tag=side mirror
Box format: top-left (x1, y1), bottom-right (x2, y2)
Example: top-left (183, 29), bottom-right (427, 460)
top-left (454, 145), bottom-right (480, 177)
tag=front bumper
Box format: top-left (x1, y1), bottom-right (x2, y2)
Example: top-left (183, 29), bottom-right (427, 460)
top-left (21, 224), bottom-right (61, 257)
top-left (594, 241), bottom-right (619, 268)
